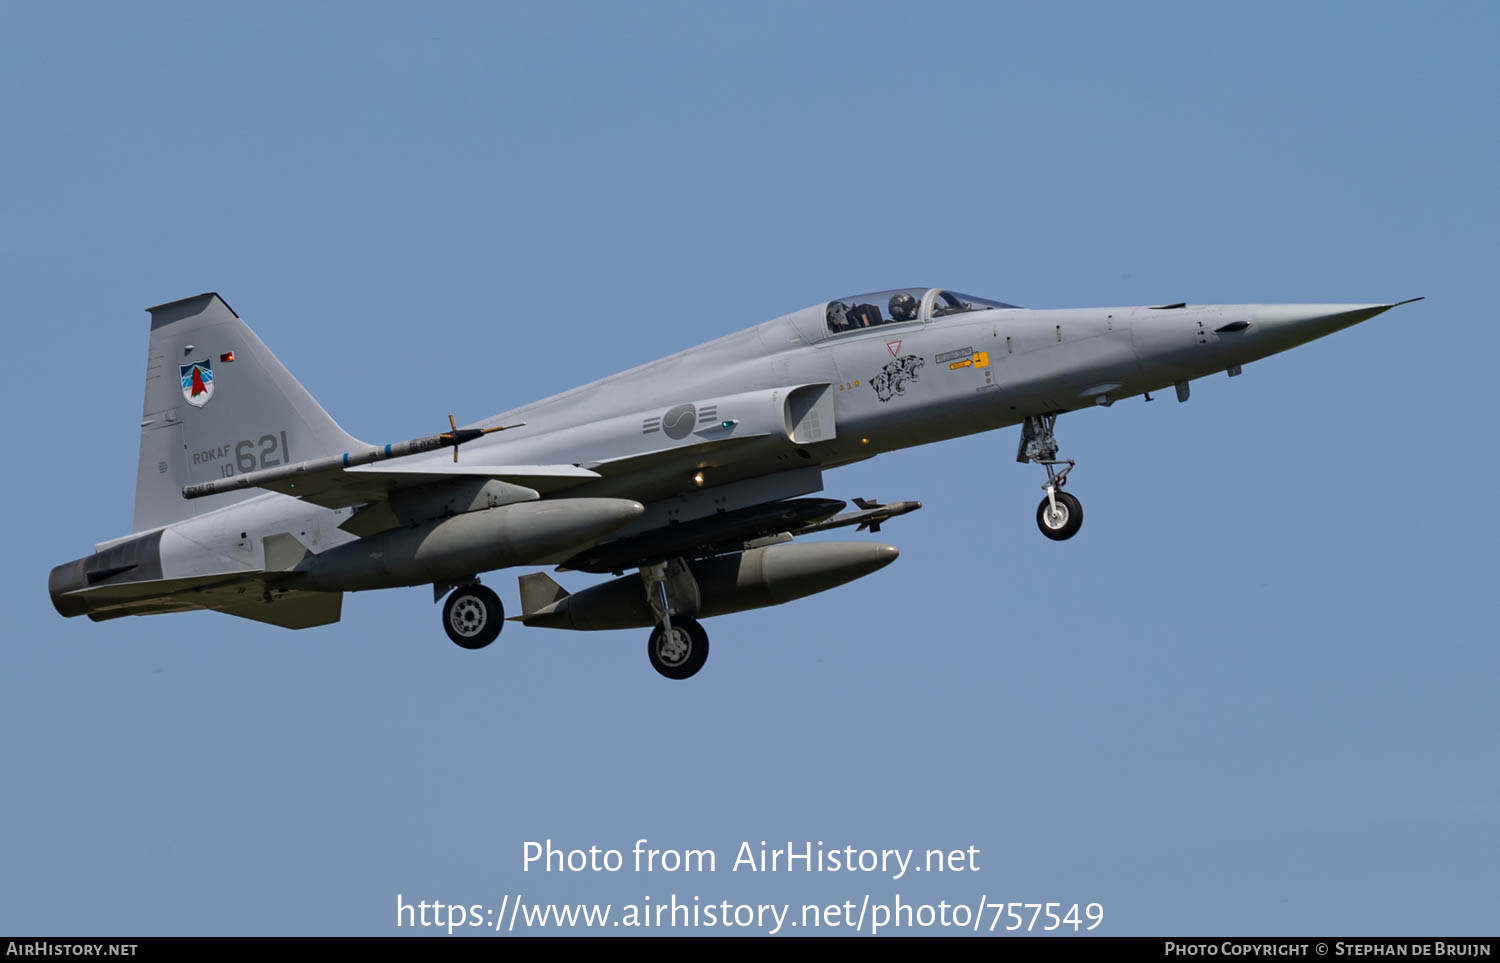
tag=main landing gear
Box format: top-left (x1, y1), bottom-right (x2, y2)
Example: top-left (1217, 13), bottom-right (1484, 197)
top-left (442, 581), bottom-right (504, 649)
top-left (647, 617), bottom-right (709, 680)
top-left (1018, 413), bottom-right (1083, 541)
top-left (641, 559), bottom-right (709, 680)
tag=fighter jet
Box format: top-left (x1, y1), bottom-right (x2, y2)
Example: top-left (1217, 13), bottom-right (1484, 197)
top-left (49, 288), bottom-right (1418, 678)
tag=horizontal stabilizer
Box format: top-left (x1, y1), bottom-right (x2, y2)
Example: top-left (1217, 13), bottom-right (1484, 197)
top-left (51, 567), bottom-right (340, 628)
top-left (55, 572), bottom-right (245, 613)
top-left (215, 591), bottom-right (342, 630)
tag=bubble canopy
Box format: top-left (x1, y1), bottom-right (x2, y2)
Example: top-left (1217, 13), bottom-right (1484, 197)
top-left (823, 288), bottom-right (1018, 336)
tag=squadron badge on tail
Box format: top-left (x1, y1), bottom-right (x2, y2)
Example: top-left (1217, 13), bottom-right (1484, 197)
top-left (180, 359), bottom-right (215, 407)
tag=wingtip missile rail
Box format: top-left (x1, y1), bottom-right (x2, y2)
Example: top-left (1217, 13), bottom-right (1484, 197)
top-left (181, 419), bottom-right (523, 500)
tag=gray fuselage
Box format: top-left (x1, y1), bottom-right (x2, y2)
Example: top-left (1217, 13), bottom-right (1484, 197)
top-left (51, 290), bottom-right (1402, 628)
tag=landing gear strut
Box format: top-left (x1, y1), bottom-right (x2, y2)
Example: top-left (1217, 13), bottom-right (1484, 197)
top-left (641, 559), bottom-right (709, 679)
top-left (1018, 413), bottom-right (1083, 541)
top-left (442, 582), bottom-right (504, 649)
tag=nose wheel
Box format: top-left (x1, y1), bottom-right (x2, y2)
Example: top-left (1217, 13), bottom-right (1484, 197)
top-left (1037, 490), bottom-right (1083, 540)
top-left (1018, 413), bottom-right (1083, 541)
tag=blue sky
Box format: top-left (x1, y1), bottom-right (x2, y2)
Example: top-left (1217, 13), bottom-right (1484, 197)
top-left (2, 1), bottom-right (1496, 936)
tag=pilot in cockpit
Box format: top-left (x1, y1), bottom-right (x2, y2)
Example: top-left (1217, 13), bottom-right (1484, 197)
top-left (888, 292), bottom-right (918, 322)
top-left (826, 300), bottom-right (851, 333)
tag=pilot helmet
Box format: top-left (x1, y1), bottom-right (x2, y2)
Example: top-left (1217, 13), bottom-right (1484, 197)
top-left (888, 292), bottom-right (917, 321)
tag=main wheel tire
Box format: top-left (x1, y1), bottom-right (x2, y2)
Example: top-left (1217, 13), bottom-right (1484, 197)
top-left (443, 583), bottom-right (504, 649)
top-left (647, 617), bottom-right (709, 680)
top-left (1036, 491), bottom-right (1083, 541)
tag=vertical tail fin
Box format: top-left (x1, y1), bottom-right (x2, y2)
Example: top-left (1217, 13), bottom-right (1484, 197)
top-left (133, 293), bottom-right (363, 532)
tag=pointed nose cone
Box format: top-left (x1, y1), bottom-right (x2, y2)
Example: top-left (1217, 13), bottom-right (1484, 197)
top-left (1253, 298), bottom-right (1421, 350)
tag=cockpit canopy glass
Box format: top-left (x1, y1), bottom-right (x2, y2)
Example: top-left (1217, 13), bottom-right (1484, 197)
top-left (931, 290), bottom-right (1018, 317)
top-left (824, 288), bottom-right (1017, 336)
top-left (825, 288), bottom-right (929, 335)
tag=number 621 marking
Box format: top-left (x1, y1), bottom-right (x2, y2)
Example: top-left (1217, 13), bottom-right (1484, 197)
top-left (229, 431), bottom-right (291, 476)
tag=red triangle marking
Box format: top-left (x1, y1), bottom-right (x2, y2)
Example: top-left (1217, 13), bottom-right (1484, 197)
top-left (886, 340), bottom-right (902, 357)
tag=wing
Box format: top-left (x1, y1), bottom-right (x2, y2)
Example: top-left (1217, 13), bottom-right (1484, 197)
top-left (181, 419), bottom-right (601, 511)
top-left (177, 385), bottom-right (817, 544)
top-left (254, 462), bottom-right (602, 509)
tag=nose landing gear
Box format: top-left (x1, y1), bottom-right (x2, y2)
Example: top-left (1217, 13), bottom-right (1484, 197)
top-left (1018, 413), bottom-right (1083, 541)
top-left (1036, 489), bottom-right (1083, 540)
